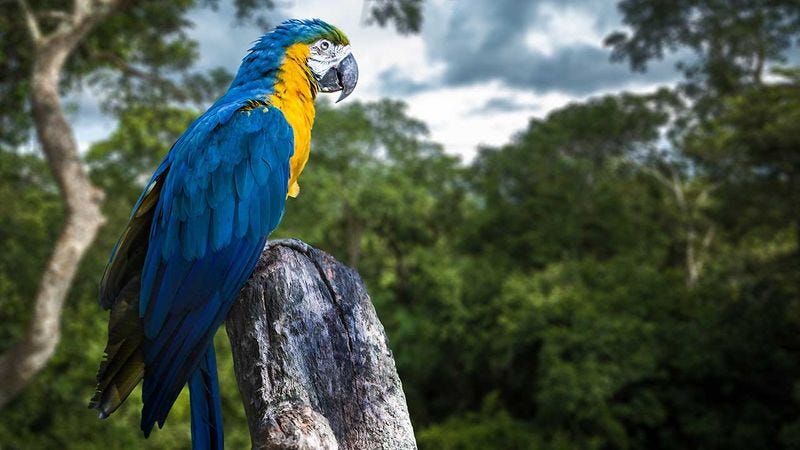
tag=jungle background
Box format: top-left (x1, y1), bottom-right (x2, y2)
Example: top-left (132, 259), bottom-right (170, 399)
top-left (1, 0), bottom-right (800, 449)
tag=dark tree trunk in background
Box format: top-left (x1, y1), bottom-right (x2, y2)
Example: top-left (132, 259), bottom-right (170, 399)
top-left (226, 239), bottom-right (417, 450)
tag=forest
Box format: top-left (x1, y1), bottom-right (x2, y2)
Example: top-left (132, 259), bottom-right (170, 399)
top-left (1, 0), bottom-right (799, 449)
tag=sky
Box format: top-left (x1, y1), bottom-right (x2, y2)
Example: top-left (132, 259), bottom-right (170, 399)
top-left (67, 0), bottom-right (681, 161)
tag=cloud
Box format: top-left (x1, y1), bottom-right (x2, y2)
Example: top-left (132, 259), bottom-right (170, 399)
top-left (377, 66), bottom-right (439, 96)
top-left (380, 0), bottom-right (680, 96)
top-left (65, 86), bottom-right (117, 153)
top-left (64, 1), bottom-right (681, 162)
top-left (188, 5), bottom-right (272, 73)
top-left (469, 96), bottom-right (538, 115)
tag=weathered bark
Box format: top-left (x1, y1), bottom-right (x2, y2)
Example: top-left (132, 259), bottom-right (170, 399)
top-left (226, 239), bottom-right (417, 450)
top-left (0, 0), bottom-right (120, 408)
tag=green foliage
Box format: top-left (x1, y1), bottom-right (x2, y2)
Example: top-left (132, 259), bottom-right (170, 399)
top-left (0, 152), bottom-right (62, 350)
top-left (3, 87), bottom-right (800, 447)
top-left (0, 0), bottom-right (234, 148)
top-left (468, 94), bottom-right (675, 270)
top-left (418, 394), bottom-right (543, 450)
top-left (0, 6), bottom-right (33, 149)
top-left (606, 0), bottom-right (800, 97)
top-left (86, 105), bottom-right (198, 193)
top-left (686, 71), bottom-right (800, 242)
top-left (363, 0), bottom-right (424, 35)
top-left (0, 105), bottom-right (251, 449)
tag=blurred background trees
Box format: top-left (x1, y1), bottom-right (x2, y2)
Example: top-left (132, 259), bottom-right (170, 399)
top-left (1, 0), bottom-right (799, 449)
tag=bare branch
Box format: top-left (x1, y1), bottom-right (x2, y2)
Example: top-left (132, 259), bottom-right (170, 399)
top-left (17, 0), bottom-right (42, 43)
top-left (94, 51), bottom-right (158, 80)
top-left (668, 166), bottom-right (687, 211)
top-left (640, 164), bottom-right (671, 188)
top-left (696, 183), bottom-right (719, 206)
top-left (640, 163), bottom-right (716, 287)
top-left (38, 10), bottom-right (72, 22)
top-left (640, 164), bottom-right (687, 211)
top-left (72, 0), bottom-right (91, 21)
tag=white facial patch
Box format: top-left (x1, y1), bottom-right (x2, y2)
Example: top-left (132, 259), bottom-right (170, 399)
top-left (308, 40), bottom-right (352, 78)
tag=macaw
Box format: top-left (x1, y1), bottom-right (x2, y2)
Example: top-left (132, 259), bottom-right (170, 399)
top-left (88, 19), bottom-right (357, 450)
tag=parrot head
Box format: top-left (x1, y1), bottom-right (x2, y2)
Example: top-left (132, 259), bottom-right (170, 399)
top-left (232, 19), bottom-right (359, 102)
top-left (302, 26), bottom-right (358, 103)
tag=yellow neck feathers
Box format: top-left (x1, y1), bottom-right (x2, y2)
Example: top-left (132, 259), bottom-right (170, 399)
top-left (269, 43), bottom-right (317, 198)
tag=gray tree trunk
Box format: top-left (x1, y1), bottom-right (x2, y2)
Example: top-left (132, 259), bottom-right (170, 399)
top-left (226, 239), bottom-right (417, 450)
top-left (0, 0), bottom-right (119, 409)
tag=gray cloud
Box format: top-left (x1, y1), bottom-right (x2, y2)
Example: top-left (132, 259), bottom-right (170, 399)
top-left (65, 86), bottom-right (117, 151)
top-left (378, 67), bottom-right (439, 96)
top-left (188, 5), bottom-right (274, 73)
top-left (469, 96), bottom-right (539, 115)
top-left (382, 0), bottom-right (680, 96)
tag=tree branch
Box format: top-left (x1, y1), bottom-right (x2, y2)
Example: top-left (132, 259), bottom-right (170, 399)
top-left (72, 0), bottom-right (91, 22)
top-left (640, 164), bottom-right (718, 287)
top-left (94, 51), bottom-right (163, 82)
top-left (226, 239), bottom-right (417, 449)
top-left (38, 10), bottom-right (72, 23)
top-left (0, 0), bottom-right (126, 410)
top-left (16, 0), bottom-right (42, 43)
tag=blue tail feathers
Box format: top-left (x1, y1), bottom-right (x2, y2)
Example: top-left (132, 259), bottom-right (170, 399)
top-left (189, 344), bottom-right (224, 450)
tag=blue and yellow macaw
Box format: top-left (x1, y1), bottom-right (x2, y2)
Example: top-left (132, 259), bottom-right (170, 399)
top-left (89, 19), bottom-right (357, 450)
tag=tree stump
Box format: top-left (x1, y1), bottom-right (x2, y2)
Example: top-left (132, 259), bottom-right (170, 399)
top-left (225, 239), bottom-right (417, 450)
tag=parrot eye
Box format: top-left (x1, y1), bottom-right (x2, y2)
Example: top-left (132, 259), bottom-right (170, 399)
top-left (319, 40), bottom-right (330, 51)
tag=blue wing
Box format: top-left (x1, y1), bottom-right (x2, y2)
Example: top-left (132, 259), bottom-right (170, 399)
top-left (137, 102), bottom-right (293, 434)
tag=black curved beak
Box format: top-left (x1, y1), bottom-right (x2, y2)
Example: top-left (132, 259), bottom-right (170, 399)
top-left (316, 53), bottom-right (358, 103)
